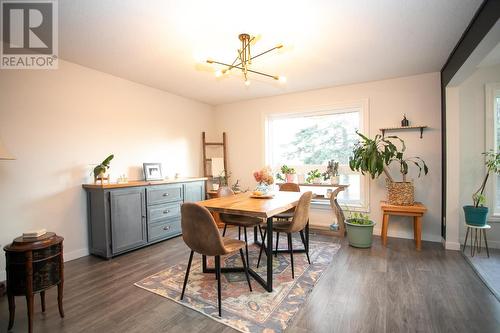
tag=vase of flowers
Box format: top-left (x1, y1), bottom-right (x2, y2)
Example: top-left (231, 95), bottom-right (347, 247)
top-left (253, 167), bottom-right (274, 195)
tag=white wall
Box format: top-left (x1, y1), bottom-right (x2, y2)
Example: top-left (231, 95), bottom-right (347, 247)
top-left (445, 86), bottom-right (461, 250)
top-left (214, 72), bottom-right (442, 242)
top-left (446, 64), bottom-right (500, 249)
top-left (0, 60), bottom-right (215, 280)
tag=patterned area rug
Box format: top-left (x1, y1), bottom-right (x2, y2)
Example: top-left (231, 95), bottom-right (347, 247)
top-left (135, 239), bottom-right (340, 333)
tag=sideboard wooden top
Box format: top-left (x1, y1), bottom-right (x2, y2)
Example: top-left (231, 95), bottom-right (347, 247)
top-left (82, 177), bottom-right (207, 190)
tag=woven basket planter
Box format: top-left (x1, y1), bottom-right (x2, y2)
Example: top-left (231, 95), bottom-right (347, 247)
top-left (387, 181), bottom-right (414, 205)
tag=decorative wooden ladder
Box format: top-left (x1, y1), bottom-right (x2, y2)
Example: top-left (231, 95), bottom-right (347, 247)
top-left (202, 132), bottom-right (228, 227)
top-left (202, 132), bottom-right (227, 182)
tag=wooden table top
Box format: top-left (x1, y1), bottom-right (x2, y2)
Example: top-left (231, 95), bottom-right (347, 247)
top-left (4, 232), bottom-right (64, 252)
top-left (82, 177), bottom-right (207, 189)
top-left (198, 191), bottom-right (303, 218)
top-left (380, 201), bottom-right (427, 214)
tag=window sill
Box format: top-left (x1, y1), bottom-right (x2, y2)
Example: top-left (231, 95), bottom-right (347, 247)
top-left (311, 200), bottom-right (369, 213)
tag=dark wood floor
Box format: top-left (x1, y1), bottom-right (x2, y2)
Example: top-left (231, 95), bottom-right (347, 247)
top-left (1, 230), bottom-right (499, 333)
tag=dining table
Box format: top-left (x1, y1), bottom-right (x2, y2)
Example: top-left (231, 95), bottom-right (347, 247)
top-left (198, 191), bottom-right (305, 292)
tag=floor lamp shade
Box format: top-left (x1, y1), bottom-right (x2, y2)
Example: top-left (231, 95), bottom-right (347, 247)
top-left (0, 138), bottom-right (15, 160)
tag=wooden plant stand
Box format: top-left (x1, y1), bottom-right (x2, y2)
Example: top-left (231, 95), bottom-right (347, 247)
top-left (380, 201), bottom-right (427, 250)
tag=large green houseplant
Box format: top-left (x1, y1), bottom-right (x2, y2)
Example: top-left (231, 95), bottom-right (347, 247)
top-left (463, 149), bottom-right (500, 226)
top-left (349, 131), bottom-right (428, 205)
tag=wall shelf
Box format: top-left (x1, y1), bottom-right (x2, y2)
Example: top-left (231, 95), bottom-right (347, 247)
top-left (380, 125), bottom-right (428, 139)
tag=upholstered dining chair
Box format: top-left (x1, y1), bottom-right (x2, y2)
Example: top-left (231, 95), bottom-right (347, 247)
top-left (217, 187), bottom-right (265, 265)
top-left (273, 182), bottom-right (301, 256)
top-left (180, 202), bottom-right (252, 317)
top-left (256, 191), bottom-right (313, 279)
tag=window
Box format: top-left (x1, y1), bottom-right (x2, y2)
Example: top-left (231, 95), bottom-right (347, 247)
top-left (265, 101), bottom-right (369, 208)
top-left (485, 83), bottom-right (500, 216)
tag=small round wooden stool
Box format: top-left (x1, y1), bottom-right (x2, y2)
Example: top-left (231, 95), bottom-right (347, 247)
top-left (462, 224), bottom-right (490, 257)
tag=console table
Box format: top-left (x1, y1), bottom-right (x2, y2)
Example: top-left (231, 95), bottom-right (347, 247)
top-left (276, 183), bottom-right (349, 237)
top-left (4, 232), bottom-right (64, 333)
top-left (83, 178), bottom-right (206, 258)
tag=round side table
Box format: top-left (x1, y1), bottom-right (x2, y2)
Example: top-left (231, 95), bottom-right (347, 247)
top-left (4, 232), bottom-right (64, 333)
top-left (462, 224), bottom-right (491, 257)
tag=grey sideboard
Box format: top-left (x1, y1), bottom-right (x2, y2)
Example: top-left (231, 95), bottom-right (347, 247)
top-left (83, 178), bottom-right (206, 259)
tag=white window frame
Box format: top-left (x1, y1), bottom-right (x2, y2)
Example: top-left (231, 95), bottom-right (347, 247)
top-left (264, 99), bottom-right (370, 211)
top-left (485, 83), bottom-right (500, 220)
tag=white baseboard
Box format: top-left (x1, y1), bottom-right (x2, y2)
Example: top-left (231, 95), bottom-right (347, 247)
top-left (0, 247), bottom-right (89, 283)
top-left (445, 241), bottom-right (461, 251)
top-left (64, 247), bottom-right (89, 262)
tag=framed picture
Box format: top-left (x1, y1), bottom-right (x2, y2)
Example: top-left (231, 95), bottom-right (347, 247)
top-left (143, 163), bottom-right (163, 181)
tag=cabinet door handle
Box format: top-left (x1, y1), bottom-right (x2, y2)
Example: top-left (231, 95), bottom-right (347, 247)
top-left (163, 226), bottom-right (171, 231)
top-left (163, 193), bottom-right (169, 197)
top-left (163, 210), bottom-right (170, 214)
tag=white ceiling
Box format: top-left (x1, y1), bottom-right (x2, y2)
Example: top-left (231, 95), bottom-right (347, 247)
top-left (58, 0), bottom-right (482, 105)
top-left (479, 42), bottom-right (500, 68)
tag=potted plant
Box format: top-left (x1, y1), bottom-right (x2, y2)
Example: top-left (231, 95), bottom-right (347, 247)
top-left (93, 154), bottom-right (114, 183)
top-left (212, 170), bottom-right (230, 191)
top-left (463, 149), bottom-right (500, 226)
top-left (349, 131), bottom-right (428, 205)
top-left (344, 210), bottom-right (376, 248)
top-left (323, 160), bottom-right (340, 185)
top-left (280, 164), bottom-right (296, 183)
top-left (306, 169), bottom-right (322, 184)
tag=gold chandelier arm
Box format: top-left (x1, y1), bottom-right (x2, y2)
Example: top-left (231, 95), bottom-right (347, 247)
top-left (249, 45), bottom-right (282, 62)
top-left (227, 36), bottom-right (254, 72)
top-left (209, 60), bottom-right (278, 80)
top-left (226, 43), bottom-right (281, 70)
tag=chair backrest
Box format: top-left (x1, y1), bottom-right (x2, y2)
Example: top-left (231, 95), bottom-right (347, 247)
top-left (217, 186), bottom-right (234, 197)
top-left (279, 182), bottom-right (301, 192)
top-left (181, 202), bottom-right (226, 256)
top-left (288, 191), bottom-right (313, 233)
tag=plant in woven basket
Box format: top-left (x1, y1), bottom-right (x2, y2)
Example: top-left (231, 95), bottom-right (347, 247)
top-left (349, 131), bottom-right (428, 205)
top-left (349, 131), bottom-right (428, 182)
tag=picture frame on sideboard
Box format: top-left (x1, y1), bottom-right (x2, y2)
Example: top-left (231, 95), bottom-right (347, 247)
top-left (143, 163), bottom-right (163, 181)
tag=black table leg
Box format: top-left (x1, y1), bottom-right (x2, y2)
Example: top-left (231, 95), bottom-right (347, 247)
top-left (201, 217), bottom-right (274, 292)
top-left (266, 216), bottom-right (273, 292)
top-left (202, 255), bottom-right (207, 273)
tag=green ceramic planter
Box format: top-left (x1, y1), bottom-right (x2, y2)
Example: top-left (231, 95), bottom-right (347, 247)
top-left (345, 219), bottom-right (376, 248)
top-left (463, 205), bottom-right (489, 226)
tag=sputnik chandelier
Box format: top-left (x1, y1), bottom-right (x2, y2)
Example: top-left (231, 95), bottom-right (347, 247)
top-left (207, 33), bottom-right (286, 86)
